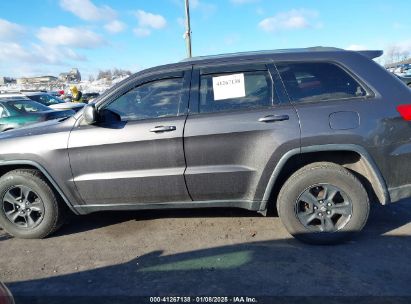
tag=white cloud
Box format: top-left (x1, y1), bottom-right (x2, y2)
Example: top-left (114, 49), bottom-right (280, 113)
top-left (0, 18), bottom-right (25, 41)
top-left (133, 28), bottom-right (151, 38)
top-left (104, 20), bottom-right (126, 34)
top-left (59, 0), bottom-right (116, 21)
top-left (0, 42), bottom-right (85, 66)
top-left (258, 9), bottom-right (319, 32)
top-left (346, 44), bottom-right (367, 51)
top-left (0, 42), bottom-right (32, 62)
top-left (386, 40), bottom-right (411, 55)
top-left (134, 10), bottom-right (167, 29)
top-left (37, 26), bottom-right (105, 48)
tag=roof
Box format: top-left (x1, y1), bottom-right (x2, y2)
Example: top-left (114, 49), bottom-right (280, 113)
top-left (180, 47), bottom-right (383, 63)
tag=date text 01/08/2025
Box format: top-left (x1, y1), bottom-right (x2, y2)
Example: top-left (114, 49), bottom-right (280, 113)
top-left (149, 296), bottom-right (258, 303)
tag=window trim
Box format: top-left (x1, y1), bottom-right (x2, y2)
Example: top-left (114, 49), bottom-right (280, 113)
top-left (96, 69), bottom-right (190, 111)
top-left (91, 69), bottom-right (192, 124)
top-left (191, 65), bottom-right (278, 115)
top-left (274, 60), bottom-right (375, 105)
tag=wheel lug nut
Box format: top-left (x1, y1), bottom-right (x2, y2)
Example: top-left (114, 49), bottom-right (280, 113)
top-left (327, 203), bottom-right (332, 207)
top-left (318, 212), bottom-right (323, 217)
top-left (327, 211), bottom-right (331, 215)
top-left (314, 206), bottom-right (318, 210)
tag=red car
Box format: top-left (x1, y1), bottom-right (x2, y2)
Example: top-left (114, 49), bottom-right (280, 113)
top-left (0, 282), bottom-right (13, 304)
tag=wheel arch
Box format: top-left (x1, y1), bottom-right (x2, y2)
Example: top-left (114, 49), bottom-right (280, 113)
top-left (0, 160), bottom-right (79, 215)
top-left (260, 144), bottom-right (390, 214)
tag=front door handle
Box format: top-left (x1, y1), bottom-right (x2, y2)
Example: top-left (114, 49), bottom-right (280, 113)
top-left (258, 114), bottom-right (289, 123)
top-left (149, 125), bottom-right (177, 133)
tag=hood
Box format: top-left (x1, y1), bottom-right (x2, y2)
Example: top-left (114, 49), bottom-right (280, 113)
top-left (0, 116), bottom-right (76, 140)
top-left (50, 102), bottom-right (85, 111)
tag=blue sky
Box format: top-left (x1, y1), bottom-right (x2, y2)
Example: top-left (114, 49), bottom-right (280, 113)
top-left (0, 0), bottom-right (410, 79)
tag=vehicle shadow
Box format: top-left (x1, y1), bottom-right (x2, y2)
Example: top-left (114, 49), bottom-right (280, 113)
top-left (55, 197), bottom-right (409, 238)
top-left (55, 207), bottom-right (261, 237)
top-left (0, 229), bottom-right (11, 241)
top-left (6, 200), bottom-right (411, 302)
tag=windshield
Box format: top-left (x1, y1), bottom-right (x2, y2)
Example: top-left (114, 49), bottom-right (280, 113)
top-left (6, 99), bottom-right (51, 113)
top-left (28, 94), bottom-right (65, 106)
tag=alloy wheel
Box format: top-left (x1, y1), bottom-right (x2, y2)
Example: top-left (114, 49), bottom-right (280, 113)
top-left (2, 185), bottom-right (45, 229)
top-left (295, 184), bottom-right (353, 232)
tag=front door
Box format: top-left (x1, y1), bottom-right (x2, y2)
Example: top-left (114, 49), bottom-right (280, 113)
top-left (68, 70), bottom-right (192, 206)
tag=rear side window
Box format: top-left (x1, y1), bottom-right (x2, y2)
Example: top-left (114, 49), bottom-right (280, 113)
top-left (276, 62), bottom-right (367, 103)
top-left (199, 70), bottom-right (272, 113)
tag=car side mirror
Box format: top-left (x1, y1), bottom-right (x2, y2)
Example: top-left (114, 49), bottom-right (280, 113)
top-left (83, 103), bottom-right (98, 125)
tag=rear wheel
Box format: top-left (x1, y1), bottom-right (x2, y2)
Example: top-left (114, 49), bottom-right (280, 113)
top-left (0, 169), bottom-right (65, 239)
top-left (277, 162), bottom-right (369, 245)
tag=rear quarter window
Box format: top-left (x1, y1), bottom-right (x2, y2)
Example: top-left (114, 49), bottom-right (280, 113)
top-left (276, 62), bottom-right (367, 103)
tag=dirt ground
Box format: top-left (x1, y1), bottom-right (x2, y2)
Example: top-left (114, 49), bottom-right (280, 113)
top-left (1, 200), bottom-right (411, 302)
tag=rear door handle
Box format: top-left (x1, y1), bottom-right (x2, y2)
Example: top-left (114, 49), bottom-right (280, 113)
top-left (149, 125), bottom-right (177, 133)
top-left (258, 114), bottom-right (289, 123)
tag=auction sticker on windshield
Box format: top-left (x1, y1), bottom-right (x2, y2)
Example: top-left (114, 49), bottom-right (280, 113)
top-left (212, 73), bottom-right (246, 101)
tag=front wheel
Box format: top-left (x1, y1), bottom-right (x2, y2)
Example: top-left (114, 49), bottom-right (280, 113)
top-left (277, 162), bottom-right (369, 245)
top-left (0, 169), bottom-right (66, 239)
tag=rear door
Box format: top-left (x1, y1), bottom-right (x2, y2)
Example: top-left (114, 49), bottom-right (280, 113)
top-left (183, 62), bottom-right (300, 205)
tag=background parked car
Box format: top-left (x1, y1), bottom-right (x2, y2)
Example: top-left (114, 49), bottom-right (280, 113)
top-left (0, 98), bottom-right (74, 132)
top-left (0, 91), bottom-right (85, 112)
top-left (396, 75), bottom-right (411, 87)
top-left (23, 92), bottom-right (85, 112)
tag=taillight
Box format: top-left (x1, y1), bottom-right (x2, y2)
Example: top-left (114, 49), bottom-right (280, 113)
top-left (397, 104), bottom-right (411, 121)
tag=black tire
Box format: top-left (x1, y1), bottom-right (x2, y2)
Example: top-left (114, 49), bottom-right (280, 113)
top-left (0, 169), bottom-right (66, 239)
top-left (277, 162), bottom-right (369, 245)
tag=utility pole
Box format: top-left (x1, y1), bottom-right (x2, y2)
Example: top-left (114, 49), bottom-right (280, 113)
top-left (184, 0), bottom-right (192, 58)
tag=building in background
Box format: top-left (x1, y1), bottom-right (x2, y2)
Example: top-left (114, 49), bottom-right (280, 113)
top-left (59, 68), bottom-right (81, 82)
top-left (0, 77), bottom-right (16, 85)
top-left (16, 76), bottom-right (58, 85)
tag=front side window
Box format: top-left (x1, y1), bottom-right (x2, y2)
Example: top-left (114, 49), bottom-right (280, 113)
top-left (7, 100), bottom-right (50, 113)
top-left (106, 78), bottom-right (183, 121)
top-left (199, 70), bottom-right (273, 113)
top-left (276, 62), bottom-right (367, 103)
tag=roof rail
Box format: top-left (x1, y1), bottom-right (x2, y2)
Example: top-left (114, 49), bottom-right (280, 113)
top-left (180, 47), bottom-right (346, 63)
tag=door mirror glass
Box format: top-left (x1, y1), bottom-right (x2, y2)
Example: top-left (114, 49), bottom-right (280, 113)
top-left (83, 103), bottom-right (98, 125)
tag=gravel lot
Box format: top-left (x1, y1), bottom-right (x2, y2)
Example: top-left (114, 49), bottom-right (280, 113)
top-left (1, 199), bottom-right (411, 301)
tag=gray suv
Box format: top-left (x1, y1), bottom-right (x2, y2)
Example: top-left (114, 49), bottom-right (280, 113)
top-left (0, 47), bottom-right (410, 244)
